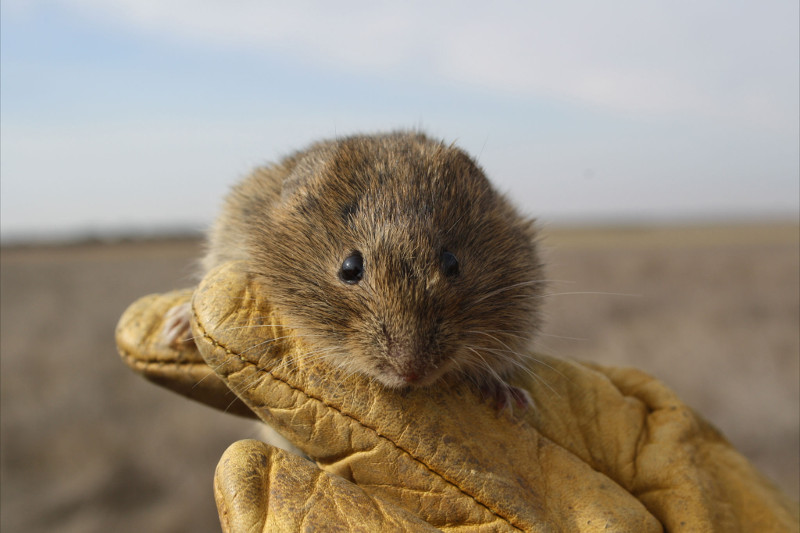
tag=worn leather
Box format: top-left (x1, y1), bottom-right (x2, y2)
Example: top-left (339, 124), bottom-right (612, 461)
top-left (116, 287), bottom-right (256, 419)
top-left (117, 261), bottom-right (799, 532)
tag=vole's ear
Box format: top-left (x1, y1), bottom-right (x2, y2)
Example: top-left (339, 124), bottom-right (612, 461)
top-left (280, 145), bottom-right (336, 203)
top-left (280, 172), bottom-right (310, 202)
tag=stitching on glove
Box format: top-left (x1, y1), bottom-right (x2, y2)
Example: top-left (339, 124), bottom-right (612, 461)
top-left (118, 348), bottom-right (212, 370)
top-left (192, 304), bottom-right (525, 532)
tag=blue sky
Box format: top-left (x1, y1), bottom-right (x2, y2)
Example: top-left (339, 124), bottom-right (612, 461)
top-left (2, 1), bottom-right (798, 240)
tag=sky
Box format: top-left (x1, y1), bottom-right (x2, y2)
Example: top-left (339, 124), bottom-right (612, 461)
top-left (1, 1), bottom-right (798, 241)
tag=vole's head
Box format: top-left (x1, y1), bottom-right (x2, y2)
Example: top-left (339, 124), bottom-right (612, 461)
top-left (249, 132), bottom-right (543, 388)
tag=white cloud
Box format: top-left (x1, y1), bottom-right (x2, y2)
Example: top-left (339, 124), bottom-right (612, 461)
top-left (42, 0), bottom-right (797, 129)
top-left (2, 1), bottom-right (797, 238)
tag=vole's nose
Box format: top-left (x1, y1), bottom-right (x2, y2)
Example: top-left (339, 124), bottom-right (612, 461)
top-left (402, 371), bottom-right (421, 384)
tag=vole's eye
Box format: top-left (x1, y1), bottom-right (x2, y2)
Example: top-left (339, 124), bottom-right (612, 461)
top-left (339, 252), bottom-right (364, 284)
top-left (441, 250), bottom-right (459, 278)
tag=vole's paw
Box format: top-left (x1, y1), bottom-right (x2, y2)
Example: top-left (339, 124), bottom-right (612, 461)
top-left (480, 380), bottom-right (533, 413)
top-left (160, 301), bottom-right (194, 348)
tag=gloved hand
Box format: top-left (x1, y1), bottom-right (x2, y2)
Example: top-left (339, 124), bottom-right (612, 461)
top-left (117, 261), bottom-right (798, 532)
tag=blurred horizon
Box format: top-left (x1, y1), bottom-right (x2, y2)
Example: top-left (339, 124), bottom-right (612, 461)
top-left (1, 1), bottom-right (798, 242)
top-left (2, 216), bottom-right (797, 248)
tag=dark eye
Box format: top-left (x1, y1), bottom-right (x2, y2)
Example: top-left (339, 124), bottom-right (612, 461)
top-left (339, 252), bottom-right (364, 284)
top-left (440, 250), bottom-right (459, 278)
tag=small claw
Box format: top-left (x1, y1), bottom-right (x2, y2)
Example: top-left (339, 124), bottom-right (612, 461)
top-left (480, 380), bottom-right (533, 413)
top-left (160, 302), bottom-right (194, 348)
top-left (509, 386), bottom-right (533, 409)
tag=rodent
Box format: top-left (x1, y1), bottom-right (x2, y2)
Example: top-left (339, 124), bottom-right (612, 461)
top-left (164, 131), bottom-right (544, 408)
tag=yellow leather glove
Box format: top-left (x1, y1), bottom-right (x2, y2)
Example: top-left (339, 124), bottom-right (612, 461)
top-left (117, 262), bottom-right (798, 532)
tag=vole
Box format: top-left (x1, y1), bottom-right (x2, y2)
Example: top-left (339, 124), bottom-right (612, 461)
top-left (164, 131), bottom-right (544, 409)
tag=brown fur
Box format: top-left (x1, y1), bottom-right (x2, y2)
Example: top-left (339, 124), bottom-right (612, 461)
top-left (203, 131), bottom-right (544, 391)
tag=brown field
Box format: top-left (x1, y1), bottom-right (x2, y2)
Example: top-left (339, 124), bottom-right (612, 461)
top-left (1, 222), bottom-right (798, 532)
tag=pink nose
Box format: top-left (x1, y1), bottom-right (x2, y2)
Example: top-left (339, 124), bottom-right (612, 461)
top-left (402, 371), bottom-right (420, 384)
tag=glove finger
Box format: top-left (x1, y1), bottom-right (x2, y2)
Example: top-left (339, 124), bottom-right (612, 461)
top-left (116, 288), bottom-right (257, 418)
top-left (214, 439), bottom-right (439, 533)
top-left (194, 262), bottom-right (660, 532)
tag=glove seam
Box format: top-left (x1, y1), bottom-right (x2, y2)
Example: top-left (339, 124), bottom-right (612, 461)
top-left (118, 348), bottom-right (212, 370)
top-left (192, 303), bottom-right (526, 533)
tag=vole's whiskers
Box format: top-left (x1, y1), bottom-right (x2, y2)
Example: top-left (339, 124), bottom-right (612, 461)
top-left (223, 346), bottom-right (338, 399)
top-left (271, 346), bottom-right (341, 373)
top-left (472, 279), bottom-right (550, 304)
top-left (238, 333), bottom-right (306, 355)
top-left (537, 290), bottom-right (640, 299)
top-left (227, 340), bottom-right (345, 404)
top-left (464, 346), bottom-right (504, 384)
top-left (189, 324), bottom-right (332, 392)
top-left (465, 329), bottom-right (517, 354)
top-left (464, 329), bottom-right (566, 397)
top-left (470, 328), bottom-right (533, 342)
top-left (537, 331), bottom-right (588, 341)
top-left (479, 347), bottom-right (561, 398)
top-left (450, 358), bottom-right (483, 390)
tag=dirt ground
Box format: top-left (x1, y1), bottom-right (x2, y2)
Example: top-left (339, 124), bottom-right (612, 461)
top-left (1, 222), bottom-right (798, 532)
